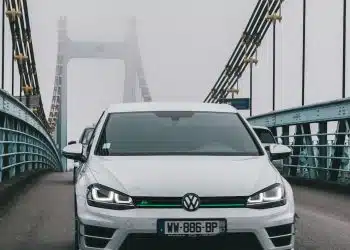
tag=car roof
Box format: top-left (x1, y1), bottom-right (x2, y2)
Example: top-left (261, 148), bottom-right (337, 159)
top-left (252, 125), bottom-right (270, 130)
top-left (105, 102), bottom-right (238, 114)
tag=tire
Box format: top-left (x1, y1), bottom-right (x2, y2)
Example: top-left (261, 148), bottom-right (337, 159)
top-left (74, 185), bottom-right (80, 250)
top-left (73, 168), bottom-right (76, 184)
top-left (74, 214), bottom-right (80, 250)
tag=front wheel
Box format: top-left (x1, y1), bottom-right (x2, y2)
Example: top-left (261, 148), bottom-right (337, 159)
top-left (74, 215), bottom-right (80, 250)
top-left (74, 186), bottom-right (80, 250)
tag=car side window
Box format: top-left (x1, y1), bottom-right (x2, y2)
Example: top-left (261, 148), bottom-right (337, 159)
top-left (254, 128), bottom-right (276, 144)
top-left (86, 111), bottom-right (105, 157)
top-left (82, 129), bottom-right (94, 145)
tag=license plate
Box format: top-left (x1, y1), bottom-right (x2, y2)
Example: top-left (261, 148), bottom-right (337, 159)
top-left (157, 219), bottom-right (227, 236)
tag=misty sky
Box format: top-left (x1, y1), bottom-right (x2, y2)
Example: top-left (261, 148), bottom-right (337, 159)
top-left (0, 0), bottom-right (347, 140)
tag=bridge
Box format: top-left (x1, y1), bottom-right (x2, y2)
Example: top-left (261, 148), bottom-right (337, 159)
top-left (0, 0), bottom-right (349, 249)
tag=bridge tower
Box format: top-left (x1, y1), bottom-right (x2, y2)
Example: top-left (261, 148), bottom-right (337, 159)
top-left (48, 16), bottom-right (152, 171)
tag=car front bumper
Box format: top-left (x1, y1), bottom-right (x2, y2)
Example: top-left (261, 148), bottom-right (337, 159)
top-left (76, 195), bottom-right (295, 250)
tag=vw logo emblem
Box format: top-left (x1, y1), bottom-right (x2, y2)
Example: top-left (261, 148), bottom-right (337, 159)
top-left (182, 193), bottom-right (200, 212)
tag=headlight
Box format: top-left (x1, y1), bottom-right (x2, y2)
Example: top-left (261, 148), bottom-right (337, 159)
top-left (87, 184), bottom-right (134, 210)
top-left (246, 183), bottom-right (286, 209)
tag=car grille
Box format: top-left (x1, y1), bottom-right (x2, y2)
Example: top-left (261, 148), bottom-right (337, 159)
top-left (133, 196), bottom-right (247, 208)
top-left (83, 224), bottom-right (116, 248)
top-left (119, 233), bottom-right (263, 250)
top-left (265, 223), bottom-right (294, 247)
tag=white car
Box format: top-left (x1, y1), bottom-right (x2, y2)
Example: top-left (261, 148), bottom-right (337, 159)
top-left (69, 126), bottom-right (95, 183)
top-left (62, 102), bottom-right (295, 250)
top-left (252, 126), bottom-right (284, 172)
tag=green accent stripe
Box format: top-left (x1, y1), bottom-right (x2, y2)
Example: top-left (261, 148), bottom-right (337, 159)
top-left (137, 204), bottom-right (182, 207)
top-left (201, 204), bottom-right (245, 207)
top-left (136, 203), bottom-right (245, 208)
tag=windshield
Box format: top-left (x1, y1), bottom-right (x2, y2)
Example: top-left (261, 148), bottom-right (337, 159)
top-left (79, 128), bottom-right (94, 144)
top-left (95, 111), bottom-right (261, 156)
top-left (253, 128), bottom-right (276, 144)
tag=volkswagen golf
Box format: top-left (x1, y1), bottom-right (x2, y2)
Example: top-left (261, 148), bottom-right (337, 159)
top-left (62, 102), bottom-right (295, 250)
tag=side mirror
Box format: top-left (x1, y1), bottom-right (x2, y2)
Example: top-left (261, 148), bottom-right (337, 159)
top-left (62, 143), bottom-right (86, 162)
top-left (68, 140), bottom-right (77, 145)
top-left (269, 144), bottom-right (292, 160)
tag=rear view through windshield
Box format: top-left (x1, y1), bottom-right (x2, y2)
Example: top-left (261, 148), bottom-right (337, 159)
top-left (79, 127), bottom-right (94, 145)
top-left (253, 128), bottom-right (276, 144)
top-left (95, 111), bottom-right (262, 156)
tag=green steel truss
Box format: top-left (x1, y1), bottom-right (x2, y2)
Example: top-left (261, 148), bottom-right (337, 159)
top-left (247, 97), bottom-right (350, 185)
top-left (0, 89), bottom-right (61, 183)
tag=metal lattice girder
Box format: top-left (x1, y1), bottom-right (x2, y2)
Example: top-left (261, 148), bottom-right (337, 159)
top-left (247, 97), bottom-right (350, 126)
top-left (317, 122), bottom-right (328, 180)
top-left (281, 125), bottom-right (290, 176)
top-left (298, 124), bottom-right (317, 179)
top-left (289, 125), bottom-right (302, 177)
top-left (247, 97), bottom-right (350, 185)
top-left (330, 120), bottom-right (349, 182)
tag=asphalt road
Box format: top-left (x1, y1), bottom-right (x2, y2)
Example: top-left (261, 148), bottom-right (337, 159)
top-left (0, 172), bottom-right (349, 250)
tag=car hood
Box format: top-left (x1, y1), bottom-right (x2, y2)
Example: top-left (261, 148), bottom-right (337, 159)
top-left (87, 155), bottom-right (280, 197)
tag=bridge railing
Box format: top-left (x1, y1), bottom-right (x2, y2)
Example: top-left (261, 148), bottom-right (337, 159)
top-left (0, 89), bottom-right (61, 183)
top-left (247, 98), bottom-right (350, 185)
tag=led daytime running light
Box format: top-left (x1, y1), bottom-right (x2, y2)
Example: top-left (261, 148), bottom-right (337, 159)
top-left (89, 185), bottom-right (133, 205)
top-left (115, 193), bottom-right (133, 204)
top-left (247, 184), bottom-right (284, 205)
top-left (91, 187), bottom-right (114, 202)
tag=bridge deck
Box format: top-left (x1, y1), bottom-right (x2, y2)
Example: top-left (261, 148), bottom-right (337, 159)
top-left (0, 172), bottom-right (73, 250)
top-left (0, 172), bottom-right (349, 250)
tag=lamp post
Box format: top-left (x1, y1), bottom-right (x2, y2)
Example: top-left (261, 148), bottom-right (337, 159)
top-left (342, 0), bottom-right (347, 98)
top-left (1, 0), bottom-right (5, 89)
top-left (301, 0), bottom-right (306, 105)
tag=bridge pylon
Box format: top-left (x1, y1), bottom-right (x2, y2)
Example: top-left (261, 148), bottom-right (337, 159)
top-left (48, 16), bottom-right (152, 171)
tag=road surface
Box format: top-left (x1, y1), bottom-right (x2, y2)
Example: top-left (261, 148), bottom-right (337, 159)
top-left (0, 172), bottom-right (349, 249)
